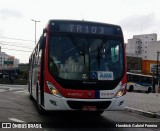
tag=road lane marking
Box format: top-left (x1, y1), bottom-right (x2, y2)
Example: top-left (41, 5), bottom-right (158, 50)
top-left (0, 89), bottom-right (6, 92)
top-left (14, 90), bottom-right (28, 94)
top-left (9, 88), bottom-right (25, 90)
top-left (8, 118), bottom-right (25, 123)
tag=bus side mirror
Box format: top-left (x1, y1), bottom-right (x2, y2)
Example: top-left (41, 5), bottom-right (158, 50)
top-left (39, 36), bottom-right (46, 49)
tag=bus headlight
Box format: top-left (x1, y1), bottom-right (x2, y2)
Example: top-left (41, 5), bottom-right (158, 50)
top-left (116, 84), bottom-right (126, 97)
top-left (46, 81), bottom-right (62, 98)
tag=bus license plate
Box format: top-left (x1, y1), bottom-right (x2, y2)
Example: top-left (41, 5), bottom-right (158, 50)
top-left (82, 106), bottom-right (97, 111)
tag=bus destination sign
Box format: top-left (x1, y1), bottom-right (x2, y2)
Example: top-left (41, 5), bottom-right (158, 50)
top-left (50, 21), bottom-right (122, 36)
top-left (63, 24), bottom-right (105, 35)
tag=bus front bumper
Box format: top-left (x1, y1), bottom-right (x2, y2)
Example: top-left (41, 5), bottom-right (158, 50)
top-left (43, 92), bottom-right (125, 111)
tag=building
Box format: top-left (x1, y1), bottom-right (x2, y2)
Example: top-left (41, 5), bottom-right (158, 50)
top-left (0, 46), bottom-right (19, 69)
top-left (126, 33), bottom-right (160, 75)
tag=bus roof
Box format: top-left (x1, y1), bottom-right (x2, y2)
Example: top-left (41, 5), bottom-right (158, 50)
top-left (47, 19), bottom-right (123, 36)
top-left (127, 72), bottom-right (152, 78)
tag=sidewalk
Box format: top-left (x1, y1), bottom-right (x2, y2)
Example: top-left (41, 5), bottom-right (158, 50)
top-left (125, 92), bottom-right (160, 118)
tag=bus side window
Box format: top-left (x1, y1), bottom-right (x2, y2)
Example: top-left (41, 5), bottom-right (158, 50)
top-left (138, 78), bottom-right (142, 82)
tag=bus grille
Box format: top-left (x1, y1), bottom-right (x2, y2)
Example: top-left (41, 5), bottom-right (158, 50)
top-left (67, 101), bottom-right (111, 110)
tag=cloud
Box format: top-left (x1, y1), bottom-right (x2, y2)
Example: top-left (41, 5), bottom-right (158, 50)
top-left (0, 8), bottom-right (23, 20)
top-left (0, 27), bottom-right (4, 36)
top-left (118, 13), bottom-right (160, 42)
top-left (119, 13), bottom-right (156, 32)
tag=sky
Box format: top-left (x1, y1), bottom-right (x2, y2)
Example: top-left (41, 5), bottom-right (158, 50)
top-left (0, 0), bottom-right (160, 63)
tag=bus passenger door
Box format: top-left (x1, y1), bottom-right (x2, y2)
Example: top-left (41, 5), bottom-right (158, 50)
top-left (38, 48), bottom-right (45, 106)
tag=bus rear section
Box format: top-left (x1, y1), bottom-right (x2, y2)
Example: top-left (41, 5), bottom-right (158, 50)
top-left (28, 20), bottom-right (127, 114)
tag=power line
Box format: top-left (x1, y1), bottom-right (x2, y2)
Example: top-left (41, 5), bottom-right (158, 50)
top-left (0, 40), bottom-right (35, 46)
top-left (1, 47), bottom-right (31, 53)
top-left (0, 36), bottom-right (34, 42)
top-left (0, 42), bottom-right (33, 49)
top-left (10, 54), bottom-right (31, 55)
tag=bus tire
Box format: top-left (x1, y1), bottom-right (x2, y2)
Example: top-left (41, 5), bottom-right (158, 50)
top-left (29, 94), bottom-right (34, 100)
top-left (146, 87), bottom-right (151, 93)
top-left (28, 83), bottom-right (30, 93)
top-left (93, 111), bottom-right (104, 115)
top-left (128, 85), bottom-right (134, 92)
top-left (36, 86), bottom-right (46, 115)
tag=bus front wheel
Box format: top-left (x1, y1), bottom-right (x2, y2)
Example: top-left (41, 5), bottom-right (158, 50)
top-left (29, 94), bottom-right (34, 100)
top-left (93, 110), bottom-right (104, 115)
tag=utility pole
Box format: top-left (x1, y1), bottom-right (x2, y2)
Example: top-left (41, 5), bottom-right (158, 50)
top-left (31, 19), bottom-right (40, 45)
top-left (156, 51), bottom-right (160, 93)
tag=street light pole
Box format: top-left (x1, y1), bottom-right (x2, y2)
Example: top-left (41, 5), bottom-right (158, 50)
top-left (31, 19), bottom-right (40, 45)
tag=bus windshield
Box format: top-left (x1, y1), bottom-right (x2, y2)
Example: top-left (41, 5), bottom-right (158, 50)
top-left (49, 35), bottom-right (124, 80)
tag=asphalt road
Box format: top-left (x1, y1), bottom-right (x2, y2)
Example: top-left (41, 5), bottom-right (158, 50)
top-left (0, 84), bottom-right (160, 131)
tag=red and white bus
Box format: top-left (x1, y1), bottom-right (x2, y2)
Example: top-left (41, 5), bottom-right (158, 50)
top-left (28, 20), bottom-right (127, 115)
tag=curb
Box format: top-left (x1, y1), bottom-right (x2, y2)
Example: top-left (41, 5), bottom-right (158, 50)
top-left (125, 106), bottom-right (160, 118)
